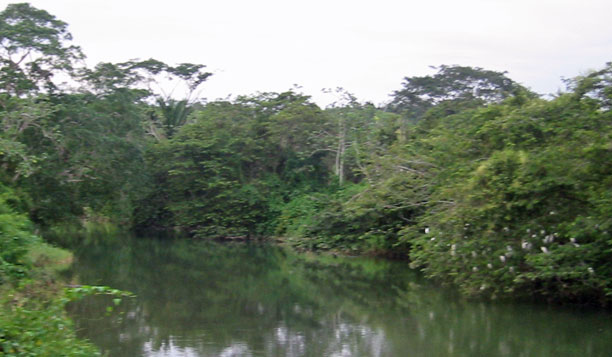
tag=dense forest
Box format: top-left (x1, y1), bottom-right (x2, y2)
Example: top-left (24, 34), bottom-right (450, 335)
top-left (2, 5), bottom-right (612, 351)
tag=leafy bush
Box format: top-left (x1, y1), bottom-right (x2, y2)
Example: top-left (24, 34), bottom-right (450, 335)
top-left (0, 291), bottom-right (100, 356)
top-left (0, 185), bottom-right (38, 284)
top-left (405, 84), bottom-right (612, 304)
top-left (0, 284), bottom-right (132, 356)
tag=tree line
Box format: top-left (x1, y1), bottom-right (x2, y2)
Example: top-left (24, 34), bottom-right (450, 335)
top-left (2, 2), bottom-right (612, 307)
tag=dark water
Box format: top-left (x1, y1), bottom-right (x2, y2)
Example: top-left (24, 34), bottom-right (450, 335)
top-left (65, 237), bottom-right (612, 356)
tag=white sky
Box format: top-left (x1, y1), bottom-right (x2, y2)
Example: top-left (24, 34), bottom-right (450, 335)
top-left (6, 0), bottom-right (612, 106)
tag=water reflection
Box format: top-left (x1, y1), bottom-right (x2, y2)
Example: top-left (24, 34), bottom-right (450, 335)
top-left (65, 238), bottom-right (612, 356)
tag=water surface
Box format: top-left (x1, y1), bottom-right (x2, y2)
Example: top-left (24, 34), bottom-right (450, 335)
top-left (65, 237), bottom-right (612, 356)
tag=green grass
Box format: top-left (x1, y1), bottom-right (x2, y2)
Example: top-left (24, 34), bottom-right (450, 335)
top-left (25, 242), bottom-right (73, 274)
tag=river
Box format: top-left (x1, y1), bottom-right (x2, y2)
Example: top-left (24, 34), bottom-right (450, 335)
top-left (64, 237), bottom-right (612, 356)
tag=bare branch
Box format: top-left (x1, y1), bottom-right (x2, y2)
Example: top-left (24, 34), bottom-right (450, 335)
top-left (395, 165), bottom-right (426, 176)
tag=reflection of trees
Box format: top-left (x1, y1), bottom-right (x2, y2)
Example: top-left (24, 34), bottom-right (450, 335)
top-left (66, 239), bottom-right (612, 356)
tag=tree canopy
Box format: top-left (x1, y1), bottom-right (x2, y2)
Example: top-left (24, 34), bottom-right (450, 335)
top-left (0, 3), bottom-right (83, 95)
top-left (388, 65), bottom-right (529, 120)
top-left (1, 2), bottom-right (612, 309)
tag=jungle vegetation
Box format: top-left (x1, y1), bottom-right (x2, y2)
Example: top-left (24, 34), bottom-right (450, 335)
top-left (1, 4), bottom-right (611, 339)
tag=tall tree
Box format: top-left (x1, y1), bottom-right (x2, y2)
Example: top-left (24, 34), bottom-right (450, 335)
top-left (388, 65), bottom-right (528, 120)
top-left (0, 3), bottom-right (84, 95)
top-left (81, 59), bottom-right (211, 140)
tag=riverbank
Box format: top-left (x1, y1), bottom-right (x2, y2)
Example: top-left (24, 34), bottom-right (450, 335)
top-left (207, 234), bottom-right (612, 308)
top-left (0, 241), bottom-right (100, 356)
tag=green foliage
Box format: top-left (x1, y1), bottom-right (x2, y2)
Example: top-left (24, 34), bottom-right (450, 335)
top-left (402, 80), bottom-right (612, 304)
top-left (0, 94), bottom-right (57, 183)
top-left (62, 285), bottom-right (134, 305)
top-left (388, 65), bottom-right (530, 120)
top-left (134, 92), bottom-right (331, 238)
top-left (0, 293), bottom-right (100, 356)
top-left (0, 184), bottom-right (37, 283)
top-left (80, 58), bottom-right (211, 98)
top-left (0, 282), bottom-right (133, 356)
top-left (8, 91), bottom-right (151, 226)
top-left (0, 185), bottom-right (112, 356)
top-left (152, 98), bottom-right (193, 138)
top-left (0, 2), bottom-right (84, 95)
top-left (276, 182), bottom-right (409, 254)
top-left (273, 63), bottom-right (612, 305)
top-left (2, 2), bottom-right (612, 308)
top-left (0, 203), bottom-right (130, 356)
top-left (135, 104), bottom-right (268, 237)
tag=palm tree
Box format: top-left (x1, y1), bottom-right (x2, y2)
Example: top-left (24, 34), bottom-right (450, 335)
top-left (154, 98), bottom-right (193, 139)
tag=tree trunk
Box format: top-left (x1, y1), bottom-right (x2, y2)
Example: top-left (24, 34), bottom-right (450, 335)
top-left (335, 117), bottom-right (346, 185)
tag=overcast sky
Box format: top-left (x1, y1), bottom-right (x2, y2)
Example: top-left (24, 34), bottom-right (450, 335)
top-left (7, 0), bottom-right (612, 106)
